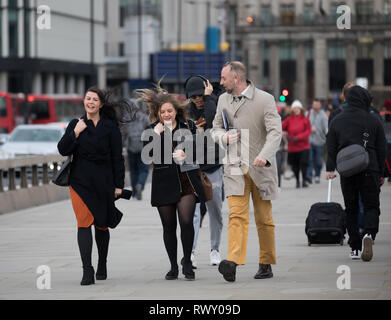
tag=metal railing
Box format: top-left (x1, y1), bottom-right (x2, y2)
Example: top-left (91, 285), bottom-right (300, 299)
top-left (0, 154), bottom-right (66, 193)
top-left (0, 152), bottom-right (130, 193)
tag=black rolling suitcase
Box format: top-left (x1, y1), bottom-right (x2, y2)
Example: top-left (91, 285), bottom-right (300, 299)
top-left (305, 179), bottom-right (346, 246)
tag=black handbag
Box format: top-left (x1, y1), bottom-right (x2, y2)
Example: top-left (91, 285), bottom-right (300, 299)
top-left (52, 157), bottom-right (71, 186)
top-left (336, 117), bottom-right (370, 177)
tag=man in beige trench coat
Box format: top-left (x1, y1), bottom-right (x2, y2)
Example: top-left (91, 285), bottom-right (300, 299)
top-left (211, 61), bottom-right (282, 282)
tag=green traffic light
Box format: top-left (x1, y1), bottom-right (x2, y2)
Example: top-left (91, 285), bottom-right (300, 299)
top-left (279, 95), bottom-right (286, 102)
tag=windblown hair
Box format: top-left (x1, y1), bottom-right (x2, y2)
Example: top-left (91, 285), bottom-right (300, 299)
top-left (85, 86), bottom-right (137, 126)
top-left (135, 84), bottom-right (188, 122)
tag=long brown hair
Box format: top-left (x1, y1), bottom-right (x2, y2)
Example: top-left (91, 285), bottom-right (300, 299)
top-left (136, 84), bottom-right (188, 123)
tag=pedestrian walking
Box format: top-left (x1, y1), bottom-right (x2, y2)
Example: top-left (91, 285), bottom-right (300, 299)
top-left (307, 99), bottom-right (328, 184)
top-left (138, 86), bottom-right (207, 281)
top-left (184, 75), bottom-right (224, 267)
top-left (282, 100), bottom-right (312, 188)
top-left (326, 85), bottom-right (387, 262)
top-left (57, 86), bottom-right (133, 285)
top-left (211, 61), bottom-right (282, 282)
top-left (329, 82), bottom-right (355, 127)
top-left (123, 100), bottom-right (150, 200)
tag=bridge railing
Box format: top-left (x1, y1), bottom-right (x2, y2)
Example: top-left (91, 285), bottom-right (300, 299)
top-left (0, 153), bottom-right (130, 214)
top-left (0, 154), bottom-right (66, 192)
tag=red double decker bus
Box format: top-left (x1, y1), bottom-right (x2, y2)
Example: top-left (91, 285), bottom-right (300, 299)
top-left (0, 92), bottom-right (25, 133)
top-left (21, 94), bottom-right (85, 125)
top-left (0, 93), bottom-right (84, 133)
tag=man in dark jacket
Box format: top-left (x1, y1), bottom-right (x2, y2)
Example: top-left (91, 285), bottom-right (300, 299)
top-left (184, 75), bottom-right (224, 267)
top-left (326, 85), bottom-right (387, 262)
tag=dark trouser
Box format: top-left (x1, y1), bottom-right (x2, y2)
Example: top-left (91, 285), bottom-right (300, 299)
top-left (288, 150), bottom-right (309, 184)
top-left (340, 171), bottom-right (381, 251)
top-left (128, 151), bottom-right (150, 196)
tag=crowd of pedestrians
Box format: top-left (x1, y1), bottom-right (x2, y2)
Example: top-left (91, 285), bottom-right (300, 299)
top-left (57, 61), bottom-right (389, 286)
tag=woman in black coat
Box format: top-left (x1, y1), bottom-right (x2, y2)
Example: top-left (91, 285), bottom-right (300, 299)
top-left (58, 86), bottom-right (130, 286)
top-left (138, 87), bottom-right (206, 281)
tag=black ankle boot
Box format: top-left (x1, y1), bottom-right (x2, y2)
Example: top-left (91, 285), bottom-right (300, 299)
top-left (81, 266), bottom-right (95, 286)
top-left (96, 262), bottom-right (107, 280)
top-left (165, 268), bottom-right (179, 280)
top-left (182, 263), bottom-right (195, 281)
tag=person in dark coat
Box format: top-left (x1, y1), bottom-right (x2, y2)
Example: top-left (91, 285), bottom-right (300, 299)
top-left (58, 86), bottom-right (131, 286)
top-left (326, 85), bottom-right (387, 262)
top-left (184, 75), bottom-right (224, 267)
top-left (137, 86), bottom-right (206, 281)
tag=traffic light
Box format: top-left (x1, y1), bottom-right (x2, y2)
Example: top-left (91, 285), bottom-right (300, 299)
top-left (280, 89), bottom-right (289, 102)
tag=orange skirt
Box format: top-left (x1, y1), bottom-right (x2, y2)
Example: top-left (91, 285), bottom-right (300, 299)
top-left (69, 186), bottom-right (108, 231)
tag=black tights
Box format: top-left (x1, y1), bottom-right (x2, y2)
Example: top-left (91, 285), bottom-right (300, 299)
top-left (157, 194), bottom-right (196, 271)
top-left (77, 226), bottom-right (110, 268)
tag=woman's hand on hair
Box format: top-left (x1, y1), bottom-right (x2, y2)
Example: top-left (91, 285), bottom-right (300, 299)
top-left (204, 80), bottom-right (213, 96)
top-left (154, 122), bottom-right (164, 134)
top-left (74, 119), bottom-right (87, 138)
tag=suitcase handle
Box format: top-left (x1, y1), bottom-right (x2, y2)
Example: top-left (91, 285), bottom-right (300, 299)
top-left (327, 178), bottom-right (332, 203)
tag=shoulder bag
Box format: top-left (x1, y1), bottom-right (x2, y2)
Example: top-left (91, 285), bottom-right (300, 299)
top-left (184, 119), bottom-right (213, 201)
top-left (52, 156), bottom-right (72, 186)
top-left (336, 114), bottom-right (370, 177)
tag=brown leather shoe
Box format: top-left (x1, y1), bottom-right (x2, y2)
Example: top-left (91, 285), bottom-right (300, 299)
top-left (254, 264), bottom-right (273, 279)
top-left (218, 260), bottom-right (237, 282)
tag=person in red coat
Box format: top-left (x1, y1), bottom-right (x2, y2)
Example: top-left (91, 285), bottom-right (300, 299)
top-left (282, 100), bottom-right (312, 188)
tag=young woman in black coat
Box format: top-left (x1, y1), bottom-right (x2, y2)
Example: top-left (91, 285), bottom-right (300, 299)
top-left (58, 86), bottom-right (132, 286)
top-left (138, 87), bottom-right (207, 280)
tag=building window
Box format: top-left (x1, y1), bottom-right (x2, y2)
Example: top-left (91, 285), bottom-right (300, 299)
top-left (385, 40), bottom-right (391, 59)
top-left (119, 43), bottom-right (125, 57)
top-left (328, 40), bottom-right (346, 60)
top-left (357, 41), bottom-right (373, 59)
top-left (23, 0), bottom-right (30, 57)
top-left (280, 5), bottom-right (295, 25)
top-left (303, 4), bottom-right (314, 25)
top-left (356, 1), bottom-right (373, 24)
top-left (306, 41), bottom-right (313, 60)
top-left (8, 0), bottom-right (18, 57)
top-left (119, 0), bottom-right (130, 28)
top-left (260, 5), bottom-right (271, 26)
top-left (279, 41), bottom-right (296, 61)
top-left (385, 2), bottom-right (391, 22)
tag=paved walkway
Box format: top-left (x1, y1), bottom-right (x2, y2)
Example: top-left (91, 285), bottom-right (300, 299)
top-left (0, 175), bottom-right (390, 300)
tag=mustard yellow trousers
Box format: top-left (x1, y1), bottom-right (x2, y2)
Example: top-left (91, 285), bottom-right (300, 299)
top-left (227, 173), bottom-right (276, 265)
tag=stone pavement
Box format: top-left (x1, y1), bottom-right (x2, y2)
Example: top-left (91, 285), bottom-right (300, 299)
top-left (0, 175), bottom-right (390, 300)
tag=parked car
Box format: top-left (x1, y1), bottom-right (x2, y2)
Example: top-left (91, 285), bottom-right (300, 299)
top-left (0, 124), bottom-right (65, 158)
top-left (0, 134), bottom-right (9, 147)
